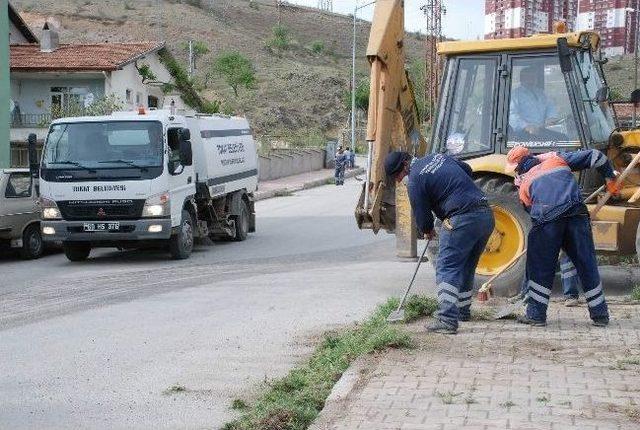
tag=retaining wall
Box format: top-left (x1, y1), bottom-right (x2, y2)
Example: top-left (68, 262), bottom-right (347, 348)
top-left (258, 148), bottom-right (326, 181)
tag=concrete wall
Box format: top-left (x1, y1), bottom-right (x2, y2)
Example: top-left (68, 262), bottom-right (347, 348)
top-left (258, 148), bottom-right (326, 181)
top-left (1, 0), bottom-right (10, 168)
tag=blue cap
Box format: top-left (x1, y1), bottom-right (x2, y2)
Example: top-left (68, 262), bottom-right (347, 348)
top-left (384, 151), bottom-right (410, 177)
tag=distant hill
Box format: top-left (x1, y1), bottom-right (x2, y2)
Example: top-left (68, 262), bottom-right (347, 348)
top-left (12, 0), bottom-right (425, 146)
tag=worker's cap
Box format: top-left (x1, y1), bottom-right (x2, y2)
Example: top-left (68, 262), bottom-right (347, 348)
top-left (384, 151), bottom-right (411, 177)
top-left (505, 146), bottom-right (530, 174)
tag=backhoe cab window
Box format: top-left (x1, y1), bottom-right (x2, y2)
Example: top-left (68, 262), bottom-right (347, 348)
top-left (507, 57), bottom-right (580, 148)
top-left (444, 58), bottom-right (497, 156)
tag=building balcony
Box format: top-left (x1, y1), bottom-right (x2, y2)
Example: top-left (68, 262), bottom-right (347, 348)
top-left (10, 113), bottom-right (52, 128)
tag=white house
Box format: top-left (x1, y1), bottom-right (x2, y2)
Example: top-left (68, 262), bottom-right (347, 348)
top-left (9, 20), bottom-right (183, 166)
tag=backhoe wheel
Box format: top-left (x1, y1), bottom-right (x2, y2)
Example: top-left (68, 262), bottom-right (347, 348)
top-left (426, 176), bottom-right (530, 297)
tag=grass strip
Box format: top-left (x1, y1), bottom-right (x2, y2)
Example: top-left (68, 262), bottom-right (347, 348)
top-left (222, 298), bottom-right (413, 430)
top-left (402, 295), bottom-right (438, 323)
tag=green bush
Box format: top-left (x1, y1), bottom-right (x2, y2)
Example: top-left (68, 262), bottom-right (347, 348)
top-left (310, 40), bottom-right (324, 54)
top-left (267, 25), bottom-right (291, 51)
top-left (343, 79), bottom-right (370, 113)
top-left (212, 51), bottom-right (257, 97)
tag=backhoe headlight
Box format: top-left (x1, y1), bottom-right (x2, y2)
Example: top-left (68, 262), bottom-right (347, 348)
top-left (41, 198), bottom-right (62, 220)
top-left (142, 192), bottom-right (170, 218)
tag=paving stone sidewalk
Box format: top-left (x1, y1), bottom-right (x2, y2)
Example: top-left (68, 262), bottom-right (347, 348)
top-left (312, 301), bottom-right (640, 430)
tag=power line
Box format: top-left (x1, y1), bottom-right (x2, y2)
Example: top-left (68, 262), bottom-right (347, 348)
top-left (317, 0), bottom-right (333, 12)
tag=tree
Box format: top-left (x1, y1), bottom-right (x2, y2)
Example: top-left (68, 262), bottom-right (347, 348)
top-left (212, 51), bottom-right (256, 97)
top-left (343, 78), bottom-right (370, 113)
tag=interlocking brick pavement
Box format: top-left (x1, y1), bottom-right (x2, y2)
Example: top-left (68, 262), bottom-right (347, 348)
top-left (312, 302), bottom-right (640, 430)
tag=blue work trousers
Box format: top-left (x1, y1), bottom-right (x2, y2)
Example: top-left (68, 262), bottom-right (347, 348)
top-left (525, 214), bottom-right (608, 322)
top-left (559, 253), bottom-right (581, 299)
top-left (436, 206), bottom-right (495, 329)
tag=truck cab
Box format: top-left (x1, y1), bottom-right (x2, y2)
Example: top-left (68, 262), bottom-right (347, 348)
top-left (40, 108), bottom-right (258, 261)
top-left (0, 168), bottom-right (43, 259)
top-left (431, 31), bottom-right (640, 294)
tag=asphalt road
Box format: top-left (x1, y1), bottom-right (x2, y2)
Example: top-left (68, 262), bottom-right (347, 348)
top-left (0, 179), bottom-right (433, 429)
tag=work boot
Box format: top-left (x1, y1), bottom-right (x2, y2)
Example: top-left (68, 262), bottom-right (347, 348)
top-left (517, 315), bottom-right (547, 327)
top-left (458, 314), bottom-right (471, 322)
top-left (425, 319), bottom-right (457, 334)
top-left (591, 317), bottom-right (609, 327)
top-left (564, 297), bottom-right (580, 307)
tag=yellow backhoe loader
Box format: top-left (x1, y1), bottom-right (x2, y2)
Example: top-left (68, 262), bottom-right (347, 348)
top-left (355, 0), bottom-right (640, 296)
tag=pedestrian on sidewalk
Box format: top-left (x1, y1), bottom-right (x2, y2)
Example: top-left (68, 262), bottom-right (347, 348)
top-left (506, 146), bottom-right (617, 327)
top-left (335, 148), bottom-right (347, 185)
top-left (384, 151), bottom-right (495, 334)
top-left (344, 147), bottom-right (352, 169)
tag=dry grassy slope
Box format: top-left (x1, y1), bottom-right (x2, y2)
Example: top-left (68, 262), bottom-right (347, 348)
top-left (12, 0), bottom-right (424, 141)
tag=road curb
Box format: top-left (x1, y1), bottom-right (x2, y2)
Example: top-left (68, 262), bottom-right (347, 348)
top-left (255, 167), bottom-right (365, 201)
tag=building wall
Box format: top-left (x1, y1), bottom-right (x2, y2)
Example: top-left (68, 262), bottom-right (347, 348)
top-left (9, 19), bottom-right (29, 44)
top-left (1, 0), bottom-right (10, 168)
top-left (575, 0), bottom-right (637, 55)
top-left (105, 53), bottom-right (174, 110)
top-left (485, 0), bottom-right (578, 39)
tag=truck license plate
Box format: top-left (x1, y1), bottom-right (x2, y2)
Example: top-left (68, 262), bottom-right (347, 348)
top-left (83, 222), bottom-right (120, 232)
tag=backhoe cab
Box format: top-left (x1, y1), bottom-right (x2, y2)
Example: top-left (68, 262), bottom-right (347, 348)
top-left (432, 31), bottom-right (640, 295)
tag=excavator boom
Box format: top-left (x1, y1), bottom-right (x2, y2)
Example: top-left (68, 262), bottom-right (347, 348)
top-left (355, 0), bottom-right (427, 248)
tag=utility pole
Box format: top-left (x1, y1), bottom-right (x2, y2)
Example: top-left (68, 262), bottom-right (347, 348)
top-left (1, 0), bottom-right (10, 167)
top-left (422, 0), bottom-right (445, 125)
top-left (188, 40), bottom-right (194, 78)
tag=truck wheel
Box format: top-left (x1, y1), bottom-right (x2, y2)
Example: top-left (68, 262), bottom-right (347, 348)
top-left (169, 209), bottom-right (194, 259)
top-left (427, 176), bottom-right (530, 297)
top-left (63, 243), bottom-right (91, 262)
top-left (20, 224), bottom-right (44, 260)
top-left (233, 200), bottom-right (250, 242)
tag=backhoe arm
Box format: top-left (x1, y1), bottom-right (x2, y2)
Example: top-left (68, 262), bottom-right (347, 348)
top-left (355, 0), bottom-right (428, 238)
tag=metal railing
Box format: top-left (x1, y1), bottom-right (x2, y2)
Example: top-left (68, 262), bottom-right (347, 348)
top-left (10, 113), bottom-right (52, 128)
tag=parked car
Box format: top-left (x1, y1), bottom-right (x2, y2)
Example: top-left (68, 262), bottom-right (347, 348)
top-left (0, 168), bottom-right (43, 259)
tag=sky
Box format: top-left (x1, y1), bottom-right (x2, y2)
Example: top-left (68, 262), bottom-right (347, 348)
top-left (286, 0), bottom-right (486, 40)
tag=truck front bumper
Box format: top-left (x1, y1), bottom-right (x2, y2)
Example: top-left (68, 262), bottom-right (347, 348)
top-left (41, 219), bottom-right (172, 243)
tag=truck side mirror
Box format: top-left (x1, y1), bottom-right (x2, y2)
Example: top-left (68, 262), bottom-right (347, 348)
top-left (27, 133), bottom-right (39, 178)
top-left (557, 38), bottom-right (573, 73)
top-left (180, 128), bottom-right (191, 141)
top-left (631, 89), bottom-right (640, 105)
top-left (180, 140), bottom-right (193, 166)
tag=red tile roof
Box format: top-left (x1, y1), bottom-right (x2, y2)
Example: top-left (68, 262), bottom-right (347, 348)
top-left (10, 42), bottom-right (164, 72)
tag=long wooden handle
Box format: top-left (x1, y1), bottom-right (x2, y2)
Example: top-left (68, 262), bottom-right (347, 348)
top-left (480, 247), bottom-right (528, 292)
top-left (591, 151), bottom-right (640, 217)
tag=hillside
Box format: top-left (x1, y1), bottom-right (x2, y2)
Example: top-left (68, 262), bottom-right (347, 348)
top-left (12, 0), bottom-right (425, 146)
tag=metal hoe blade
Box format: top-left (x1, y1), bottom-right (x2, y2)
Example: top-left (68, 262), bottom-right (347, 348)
top-left (494, 298), bottom-right (524, 320)
top-left (386, 309), bottom-right (405, 323)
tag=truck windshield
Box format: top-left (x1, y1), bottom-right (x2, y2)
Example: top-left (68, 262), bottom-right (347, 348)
top-left (575, 50), bottom-right (615, 143)
top-left (43, 121), bottom-right (163, 170)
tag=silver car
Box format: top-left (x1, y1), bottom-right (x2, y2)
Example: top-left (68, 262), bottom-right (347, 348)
top-left (0, 168), bottom-right (43, 259)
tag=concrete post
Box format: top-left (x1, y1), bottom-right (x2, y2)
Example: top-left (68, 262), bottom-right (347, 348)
top-left (395, 181), bottom-right (417, 259)
top-left (0, 0), bottom-right (10, 168)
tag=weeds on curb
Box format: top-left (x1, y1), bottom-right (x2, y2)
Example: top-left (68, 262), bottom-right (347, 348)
top-left (273, 189), bottom-right (294, 197)
top-left (163, 384), bottom-right (187, 395)
top-left (403, 295), bottom-right (438, 322)
top-left (231, 399), bottom-right (248, 411)
top-left (631, 285), bottom-right (640, 301)
top-left (222, 298), bottom-right (413, 430)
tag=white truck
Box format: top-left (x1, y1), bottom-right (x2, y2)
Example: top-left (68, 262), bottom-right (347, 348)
top-left (38, 107), bottom-right (258, 261)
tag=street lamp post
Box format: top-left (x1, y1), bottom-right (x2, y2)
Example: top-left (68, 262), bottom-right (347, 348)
top-left (351, 1), bottom-right (376, 158)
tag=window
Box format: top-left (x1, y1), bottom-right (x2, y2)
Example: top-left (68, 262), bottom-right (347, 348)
top-left (575, 49), bottom-right (615, 143)
top-left (5, 172), bottom-right (31, 198)
top-left (125, 89), bottom-right (132, 103)
top-left (506, 56), bottom-right (580, 148)
top-left (443, 58), bottom-right (497, 157)
top-left (50, 86), bottom-right (87, 113)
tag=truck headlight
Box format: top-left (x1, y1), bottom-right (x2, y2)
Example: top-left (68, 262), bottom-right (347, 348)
top-left (142, 192), bottom-right (170, 218)
top-left (41, 198), bottom-right (62, 220)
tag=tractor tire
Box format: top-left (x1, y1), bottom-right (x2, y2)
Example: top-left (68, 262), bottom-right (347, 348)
top-left (427, 176), bottom-right (531, 297)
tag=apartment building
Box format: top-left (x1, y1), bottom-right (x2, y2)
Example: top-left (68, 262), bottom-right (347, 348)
top-left (576, 0), bottom-right (638, 56)
top-left (485, 0), bottom-right (578, 39)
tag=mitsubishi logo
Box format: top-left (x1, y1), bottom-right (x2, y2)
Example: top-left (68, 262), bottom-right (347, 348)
top-left (97, 208), bottom-right (106, 217)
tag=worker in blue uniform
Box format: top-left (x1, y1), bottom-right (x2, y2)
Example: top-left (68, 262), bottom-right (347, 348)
top-left (506, 146), bottom-right (618, 327)
top-left (384, 151), bottom-right (495, 334)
